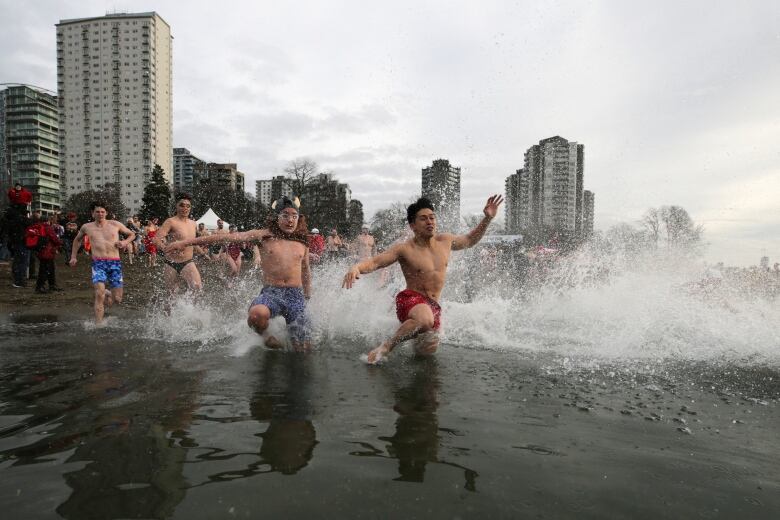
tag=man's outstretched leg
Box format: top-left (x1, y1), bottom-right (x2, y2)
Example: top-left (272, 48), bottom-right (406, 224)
top-left (367, 303), bottom-right (436, 364)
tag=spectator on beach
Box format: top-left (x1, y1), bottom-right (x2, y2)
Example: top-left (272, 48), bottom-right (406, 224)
top-left (354, 225), bottom-right (376, 261)
top-left (27, 210), bottom-right (42, 279)
top-left (34, 215), bottom-right (63, 294)
top-left (224, 224), bottom-right (244, 278)
top-left (7, 182), bottom-right (32, 207)
top-left (143, 219), bottom-right (158, 267)
top-left (325, 228), bottom-right (343, 262)
top-left (3, 205), bottom-right (31, 287)
top-left (197, 222), bottom-right (209, 238)
top-left (308, 228), bottom-right (325, 264)
top-left (209, 219), bottom-right (229, 261)
top-left (62, 220), bottom-right (79, 264)
top-left (124, 217), bottom-right (141, 265)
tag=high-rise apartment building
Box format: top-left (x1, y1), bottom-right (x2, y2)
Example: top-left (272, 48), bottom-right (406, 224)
top-left (270, 175), bottom-right (293, 201)
top-left (56, 12), bottom-right (172, 215)
top-left (193, 162), bottom-right (244, 192)
top-left (506, 136), bottom-right (592, 236)
top-left (173, 147), bottom-right (205, 194)
top-left (583, 190), bottom-right (595, 237)
top-left (255, 179), bottom-right (272, 207)
top-left (0, 85), bottom-right (61, 213)
top-left (302, 173), bottom-right (352, 230)
top-left (421, 159), bottom-right (461, 231)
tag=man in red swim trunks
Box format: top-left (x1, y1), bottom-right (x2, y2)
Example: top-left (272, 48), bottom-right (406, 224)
top-left (343, 194), bottom-right (503, 364)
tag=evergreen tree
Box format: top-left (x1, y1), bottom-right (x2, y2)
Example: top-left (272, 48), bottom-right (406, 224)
top-left (63, 183), bottom-right (128, 223)
top-left (139, 164), bottom-right (172, 222)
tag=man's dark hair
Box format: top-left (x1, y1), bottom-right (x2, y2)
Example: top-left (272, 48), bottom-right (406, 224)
top-left (90, 201), bottom-right (107, 212)
top-left (176, 192), bottom-right (192, 202)
top-left (406, 197), bottom-right (435, 224)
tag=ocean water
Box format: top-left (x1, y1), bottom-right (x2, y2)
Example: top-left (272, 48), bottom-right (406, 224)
top-left (0, 249), bottom-right (778, 518)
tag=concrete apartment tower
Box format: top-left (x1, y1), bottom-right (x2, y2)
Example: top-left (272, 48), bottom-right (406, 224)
top-left (421, 159), bottom-right (461, 232)
top-left (56, 12), bottom-right (172, 215)
top-left (0, 85), bottom-right (61, 213)
top-left (255, 179), bottom-right (272, 207)
top-left (506, 136), bottom-right (590, 236)
top-left (173, 147), bottom-right (205, 194)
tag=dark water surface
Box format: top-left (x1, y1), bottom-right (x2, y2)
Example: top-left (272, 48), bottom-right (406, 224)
top-left (1, 313), bottom-right (779, 519)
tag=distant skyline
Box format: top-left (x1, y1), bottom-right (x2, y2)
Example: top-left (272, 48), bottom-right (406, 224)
top-left (1, 0), bottom-right (777, 265)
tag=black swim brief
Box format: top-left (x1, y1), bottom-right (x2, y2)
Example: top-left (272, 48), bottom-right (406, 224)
top-left (164, 258), bottom-right (194, 274)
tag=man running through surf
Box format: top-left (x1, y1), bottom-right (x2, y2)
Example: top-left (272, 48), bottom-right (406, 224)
top-left (164, 196), bottom-right (312, 350)
top-left (154, 193), bottom-right (204, 295)
top-left (343, 195), bottom-right (503, 364)
top-left (69, 201), bottom-right (136, 324)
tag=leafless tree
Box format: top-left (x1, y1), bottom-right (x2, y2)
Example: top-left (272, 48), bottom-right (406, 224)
top-left (641, 207), bottom-right (661, 248)
top-left (283, 158), bottom-right (321, 197)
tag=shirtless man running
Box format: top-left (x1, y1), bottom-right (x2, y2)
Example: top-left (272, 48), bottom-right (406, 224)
top-left (153, 193), bottom-right (203, 294)
top-left (69, 201), bottom-right (136, 324)
top-left (354, 225), bottom-right (376, 261)
top-left (343, 195), bottom-right (503, 364)
top-left (165, 196), bottom-right (312, 350)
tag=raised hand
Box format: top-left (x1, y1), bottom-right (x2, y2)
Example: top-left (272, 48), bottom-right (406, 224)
top-left (483, 194), bottom-right (504, 219)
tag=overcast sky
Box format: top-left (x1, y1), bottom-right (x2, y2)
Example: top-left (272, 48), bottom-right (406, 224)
top-left (1, 0), bottom-right (778, 265)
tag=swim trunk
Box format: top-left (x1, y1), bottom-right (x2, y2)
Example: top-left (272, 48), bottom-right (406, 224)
top-left (250, 286), bottom-right (311, 343)
top-left (227, 244), bottom-right (242, 261)
top-left (164, 258), bottom-right (194, 274)
top-left (92, 258), bottom-right (124, 288)
top-left (395, 289), bottom-right (441, 330)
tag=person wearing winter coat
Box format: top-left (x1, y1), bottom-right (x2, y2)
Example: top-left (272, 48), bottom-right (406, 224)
top-left (33, 215), bottom-right (63, 294)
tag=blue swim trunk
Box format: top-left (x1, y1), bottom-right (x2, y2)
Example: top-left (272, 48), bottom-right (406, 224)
top-left (250, 286), bottom-right (311, 343)
top-left (91, 258), bottom-right (124, 288)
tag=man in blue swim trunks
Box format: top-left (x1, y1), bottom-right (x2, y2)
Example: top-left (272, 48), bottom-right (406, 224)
top-left (165, 196), bottom-right (312, 350)
top-left (69, 201), bottom-right (136, 324)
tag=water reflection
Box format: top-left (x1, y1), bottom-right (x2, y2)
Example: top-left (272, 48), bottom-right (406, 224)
top-left (0, 339), bottom-right (202, 519)
top-left (351, 357), bottom-right (478, 491)
top-left (252, 350), bottom-right (318, 475)
top-left (199, 350), bottom-right (319, 483)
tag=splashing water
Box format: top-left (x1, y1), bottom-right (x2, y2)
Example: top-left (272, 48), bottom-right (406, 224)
top-left (131, 245), bottom-right (779, 369)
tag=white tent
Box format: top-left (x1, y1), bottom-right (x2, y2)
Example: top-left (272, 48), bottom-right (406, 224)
top-left (196, 208), bottom-right (229, 230)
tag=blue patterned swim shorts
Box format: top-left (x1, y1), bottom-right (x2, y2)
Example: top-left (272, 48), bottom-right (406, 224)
top-left (91, 258), bottom-right (124, 288)
top-left (250, 286), bottom-right (311, 343)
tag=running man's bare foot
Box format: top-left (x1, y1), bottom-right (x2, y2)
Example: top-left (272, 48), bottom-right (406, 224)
top-left (366, 343), bottom-right (390, 364)
top-left (104, 292), bottom-right (114, 307)
top-left (264, 335), bottom-right (284, 349)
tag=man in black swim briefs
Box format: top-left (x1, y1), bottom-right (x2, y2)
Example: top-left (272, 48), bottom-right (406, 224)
top-left (154, 194), bottom-right (203, 295)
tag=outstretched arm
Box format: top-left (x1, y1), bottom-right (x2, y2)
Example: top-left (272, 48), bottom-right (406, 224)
top-left (166, 228), bottom-right (270, 253)
top-left (343, 245), bottom-right (400, 288)
top-left (451, 194), bottom-right (504, 250)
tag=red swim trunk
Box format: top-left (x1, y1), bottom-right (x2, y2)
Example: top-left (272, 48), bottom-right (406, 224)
top-left (395, 289), bottom-right (441, 330)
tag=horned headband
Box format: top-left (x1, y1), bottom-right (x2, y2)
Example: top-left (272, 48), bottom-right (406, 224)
top-left (271, 196), bottom-right (301, 213)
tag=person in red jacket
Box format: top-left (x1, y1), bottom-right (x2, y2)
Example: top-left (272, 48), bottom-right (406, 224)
top-left (7, 182), bottom-right (33, 206)
top-left (308, 228), bottom-right (325, 264)
top-left (34, 214), bottom-right (64, 294)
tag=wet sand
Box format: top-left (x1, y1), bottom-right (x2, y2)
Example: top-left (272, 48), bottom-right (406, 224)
top-left (0, 256), bottom-right (779, 518)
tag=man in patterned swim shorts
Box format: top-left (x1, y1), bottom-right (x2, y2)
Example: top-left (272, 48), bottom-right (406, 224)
top-left (343, 195), bottom-right (503, 364)
top-left (69, 202), bottom-right (136, 324)
top-left (166, 196), bottom-right (312, 350)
